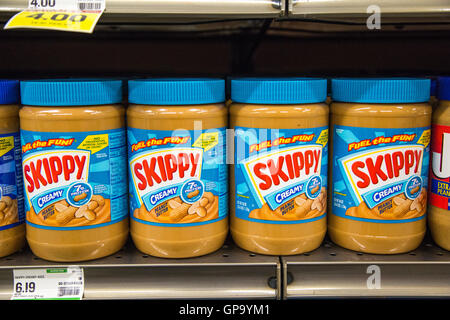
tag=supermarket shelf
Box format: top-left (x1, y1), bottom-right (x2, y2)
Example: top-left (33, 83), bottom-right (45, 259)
top-left (288, 0), bottom-right (450, 18)
top-left (283, 240), bottom-right (450, 299)
top-left (0, 0), bottom-right (284, 21)
top-left (0, 240), bottom-right (281, 300)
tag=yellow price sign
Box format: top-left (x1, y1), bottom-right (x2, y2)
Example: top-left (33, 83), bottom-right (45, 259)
top-left (4, 10), bottom-right (103, 33)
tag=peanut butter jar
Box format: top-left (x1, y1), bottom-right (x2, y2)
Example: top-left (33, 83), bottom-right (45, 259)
top-left (429, 76), bottom-right (450, 250)
top-left (20, 80), bottom-right (129, 262)
top-left (128, 79), bottom-right (228, 258)
top-left (230, 78), bottom-right (329, 255)
top-left (0, 80), bottom-right (25, 257)
top-left (329, 78), bottom-right (432, 254)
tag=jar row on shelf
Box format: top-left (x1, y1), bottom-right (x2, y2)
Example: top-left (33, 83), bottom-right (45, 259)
top-left (0, 77), bottom-right (449, 262)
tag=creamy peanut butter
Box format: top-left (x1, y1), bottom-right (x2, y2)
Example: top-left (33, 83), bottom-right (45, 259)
top-left (230, 78), bottom-right (328, 255)
top-left (128, 79), bottom-right (228, 258)
top-left (429, 77), bottom-right (450, 250)
top-left (20, 80), bottom-right (128, 262)
top-left (0, 97), bottom-right (26, 257)
top-left (329, 79), bottom-right (432, 254)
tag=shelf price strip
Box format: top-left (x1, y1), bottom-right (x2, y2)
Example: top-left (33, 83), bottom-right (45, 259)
top-left (4, 0), bottom-right (105, 33)
top-left (11, 267), bottom-right (84, 300)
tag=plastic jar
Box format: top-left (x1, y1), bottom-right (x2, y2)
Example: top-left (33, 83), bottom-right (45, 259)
top-left (230, 78), bottom-right (329, 255)
top-left (20, 80), bottom-right (129, 262)
top-left (0, 80), bottom-right (25, 257)
top-left (329, 78), bottom-right (431, 254)
top-left (429, 76), bottom-right (450, 250)
top-left (128, 79), bottom-right (228, 258)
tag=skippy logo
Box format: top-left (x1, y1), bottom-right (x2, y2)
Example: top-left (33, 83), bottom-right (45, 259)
top-left (241, 145), bottom-right (322, 210)
top-left (130, 148), bottom-right (203, 209)
top-left (22, 150), bottom-right (90, 211)
top-left (338, 145), bottom-right (424, 208)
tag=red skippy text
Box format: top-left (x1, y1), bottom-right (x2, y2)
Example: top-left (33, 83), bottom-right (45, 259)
top-left (351, 149), bottom-right (422, 189)
top-left (133, 152), bottom-right (200, 190)
top-left (253, 149), bottom-right (321, 190)
top-left (24, 155), bottom-right (87, 193)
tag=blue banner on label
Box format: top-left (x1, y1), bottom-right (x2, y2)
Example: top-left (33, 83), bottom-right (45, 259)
top-left (142, 185), bottom-right (180, 209)
top-left (32, 187), bottom-right (65, 210)
top-left (264, 180), bottom-right (307, 210)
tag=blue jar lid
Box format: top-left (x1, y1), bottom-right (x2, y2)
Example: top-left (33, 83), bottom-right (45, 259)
top-left (128, 78), bottom-right (225, 105)
top-left (21, 79), bottom-right (123, 106)
top-left (438, 77), bottom-right (450, 101)
top-left (0, 80), bottom-right (19, 104)
top-left (332, 78), bottom-right (430, 103)
top-left (231, 78), bottom-right (327, 104)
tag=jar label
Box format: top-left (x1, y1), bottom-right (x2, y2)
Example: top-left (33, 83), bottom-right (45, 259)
top-left (430, 124), bottom-right (450, 210)
top-left (21, 129), bottom-right (128, 230)
top-left (234, 126), bottom-right (328, 224)
top-left (332, 125), bottom-right (430, 223)
top-left (0, 132), bottom-right (24, 230)
top-left (128, 127), bottom-right (227, 226)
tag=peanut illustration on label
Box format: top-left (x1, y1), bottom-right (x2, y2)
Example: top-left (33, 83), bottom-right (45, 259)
top-left (186, 190), bottom-right (200, 199)
top-left (295, 187), bottom-right (327, 218)
top-left (134, 191), bottom-right (219, 224)
top-left (410, 186), bottom-right (420, 195)
top-left (55, 195), bottom-right (106, 225)
top-left (249, 187), bottom-right (327, 221)
top-left (170, 195), bottom-right (210, 221)
top-left (346, 188), bottom-right (427, 220)
top-left (310, 185), bottom-right (320, 195)
top-left (73, 193), bottom-right (87, 202)
top-left (0, 196), bottom-right (18, 226)
top-left (169, 203), bottom-right (191, 222)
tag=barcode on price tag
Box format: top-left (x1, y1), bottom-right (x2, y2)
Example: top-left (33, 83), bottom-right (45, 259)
top-left (77, 1), bottom-right (104, 12)
top-left (11, 267), bottom-right (84, 300)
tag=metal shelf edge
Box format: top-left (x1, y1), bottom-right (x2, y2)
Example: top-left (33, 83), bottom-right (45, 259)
top-left (288, 0), bottom-right (450, 17)
top-left (0, 242), bottom-right (280, 300)
top-left (283, 241), bottom-right (450, 298)
top-left (0, 0), bottom-right (284, 17)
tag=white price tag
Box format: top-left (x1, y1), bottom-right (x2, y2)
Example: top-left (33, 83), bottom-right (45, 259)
top-left (27, 0), bottom-right (105, 12)
top-left (12, 267), bottom-right (84, 300)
